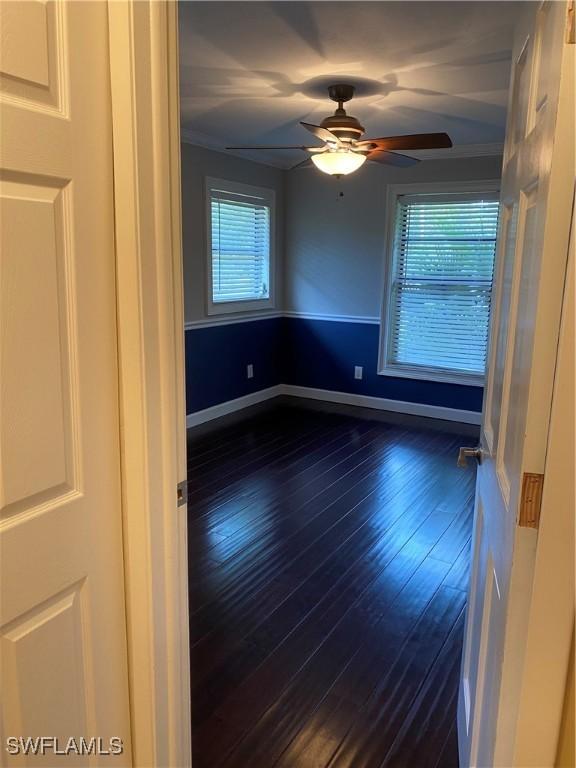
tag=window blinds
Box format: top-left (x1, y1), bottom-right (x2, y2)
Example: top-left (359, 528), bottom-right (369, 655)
top-left (210, 188), bottom-right (270, 303)
top-left (388, 193), bottom-right (499, 378)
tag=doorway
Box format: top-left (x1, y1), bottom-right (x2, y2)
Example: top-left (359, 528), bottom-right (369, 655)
top-left (177, 2), bottom-right (574, 767)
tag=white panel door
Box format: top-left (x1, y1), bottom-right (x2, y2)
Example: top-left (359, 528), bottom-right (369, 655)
top-left (457, 3), bottom-right (574, 767)
top-left (0, 1), bottom-right (131, 763)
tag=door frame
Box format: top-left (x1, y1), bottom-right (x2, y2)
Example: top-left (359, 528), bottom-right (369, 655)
top-left (108, 2), bottom-right (191, 766)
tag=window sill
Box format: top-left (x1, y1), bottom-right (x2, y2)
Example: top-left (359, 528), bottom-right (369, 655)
top-left (207, 298), bottom-right (275, 316)
top-left (378, 364), bottom-right (485, 387)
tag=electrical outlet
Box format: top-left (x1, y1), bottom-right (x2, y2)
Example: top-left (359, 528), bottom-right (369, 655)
top-left (247, 364), bottom-right (254, 379)
top-left (354, 366), bottom-right (363, 380)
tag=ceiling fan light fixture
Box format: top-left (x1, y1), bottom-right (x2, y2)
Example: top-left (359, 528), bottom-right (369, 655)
top-left (311, 149), bottom-right (366, 176)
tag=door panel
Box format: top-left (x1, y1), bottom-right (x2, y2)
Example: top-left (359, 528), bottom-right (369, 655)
top-left (0, 2), bottom-right (131, 762)
top-left (2, 583), bottom-right (92, 746)
top-left (458, 2), bottom-right (573, 766)
top-left (498, 185), bottom-right (539, 499)
top-left (484, 202), bottom-right (516, 452)
top-left (527, 2), bottom-right (555, 132)
top-left (460, 497), bottom-right (487, 737)
top-left (0, 0), bottom-right (64, 111)
top-left (1, 178), bottom-right (76, 516)
top-left (474, 560), bottom-right (503, 768)
top-left (509, 38), bottom-right (531, 149)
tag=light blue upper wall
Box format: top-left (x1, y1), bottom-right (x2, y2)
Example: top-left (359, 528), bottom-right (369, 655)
top-left (180, 143), bottom-right (285, 324)
top-left (181, 145), bottom-right (503, 323)
top-left (284, 155), bottom-right (503, 318)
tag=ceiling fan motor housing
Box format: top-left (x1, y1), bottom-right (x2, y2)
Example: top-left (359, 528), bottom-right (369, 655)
top-left (321, 112), bottom-right (365, 142)
top-left (323, 84), bottom-right (365, 141)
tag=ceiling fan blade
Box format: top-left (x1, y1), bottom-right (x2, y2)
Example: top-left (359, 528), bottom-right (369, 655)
top-left (290, 157), bottom-right (314, 171)
top-left (300, 122), bottom-right (340, 144)
top-left (226, 145), bottom-right (316, 150)
top-left (356, 133), bottom-right (453, 152)
top-left (367, 150), bottom-right (420, 168)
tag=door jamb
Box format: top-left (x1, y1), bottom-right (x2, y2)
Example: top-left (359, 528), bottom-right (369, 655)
top-left (108, 2), bottom-right (191, 766)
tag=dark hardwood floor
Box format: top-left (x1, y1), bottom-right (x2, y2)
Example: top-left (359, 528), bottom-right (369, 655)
top-left (187, 402), bottom-right (476, 767)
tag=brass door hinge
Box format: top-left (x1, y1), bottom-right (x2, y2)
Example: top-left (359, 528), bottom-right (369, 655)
top-left (177, 479), bottom-right (188, 507)
top-left (518, 473), bottom-right (544, 528)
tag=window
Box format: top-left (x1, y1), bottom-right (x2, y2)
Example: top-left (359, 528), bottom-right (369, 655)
top-left (380, 184), bottom-right (499, 384)
top-left (206, 178), bottom-right (274, 314)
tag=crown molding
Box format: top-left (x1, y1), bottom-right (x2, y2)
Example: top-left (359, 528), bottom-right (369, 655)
top-left (179, 126), bottom-right (289, 169)
top-left (406, 142), bottom-right (504, 161)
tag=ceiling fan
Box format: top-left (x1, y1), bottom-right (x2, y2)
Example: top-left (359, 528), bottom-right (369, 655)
top-left (227, 83), bottom-right (453, 176)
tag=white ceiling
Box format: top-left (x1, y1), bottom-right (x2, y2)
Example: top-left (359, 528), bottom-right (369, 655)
top-left (178, 1), bottom-right (520, 168)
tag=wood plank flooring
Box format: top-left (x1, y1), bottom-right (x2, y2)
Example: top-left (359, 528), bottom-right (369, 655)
top-left (187, 403), bottom-right (476, 767)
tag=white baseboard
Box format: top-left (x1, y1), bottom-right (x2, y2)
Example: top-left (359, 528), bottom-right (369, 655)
top-left (278, 384), bottom-right (482, 425)
top-left (186, 383), bottom-right (482, 428)
top-left (186, 385), bottom-right (282, 428)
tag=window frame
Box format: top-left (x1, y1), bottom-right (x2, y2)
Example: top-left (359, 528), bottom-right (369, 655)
top-left (205, 176), bottom-right (276, 315)
top-left (378, 180), bottom-right (501, 386)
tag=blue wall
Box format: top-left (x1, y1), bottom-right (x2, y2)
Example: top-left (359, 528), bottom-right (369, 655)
top-left (185, 316), bottom-right (483, 414)
top-left (185, 317), bottom-right (282, 412)
top-left (281, 318), bottom-right (483, 412)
